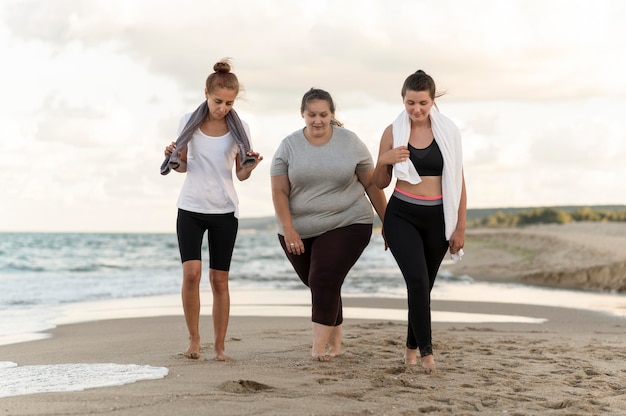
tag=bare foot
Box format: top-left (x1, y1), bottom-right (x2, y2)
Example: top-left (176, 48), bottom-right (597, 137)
top-left (421, 354), bottom-right (436, 375)
top-left (327, 348), bottom-right (341, 358)
top-left (327, 325), bottom-right (342, 357)
top-left (312, 322), bottom-right (334, 361)
top-left (214, 350), bottom-right (233, 362)
top-left (404, 348), bottom-right (418, 365)
top-left (312, 353), bottom-right (332, 362)
top-left (184, 337), bottom-right (201, 359)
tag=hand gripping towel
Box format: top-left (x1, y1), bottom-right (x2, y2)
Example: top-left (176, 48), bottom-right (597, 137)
top-left (391, 107), bottom-right (463, 240)
top-left (160, 102), bottom-right (256, 175)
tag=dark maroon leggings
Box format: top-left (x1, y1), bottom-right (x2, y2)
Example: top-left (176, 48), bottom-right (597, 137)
top-left (278, 223), bottom-right (372, 326)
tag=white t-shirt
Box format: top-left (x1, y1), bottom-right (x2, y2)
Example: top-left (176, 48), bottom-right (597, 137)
top-left (176, 113), bottom-right (249, 218)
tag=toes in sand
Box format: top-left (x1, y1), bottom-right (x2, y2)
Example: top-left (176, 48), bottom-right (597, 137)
top-left (312, 353), bottom-right (332, 362)
top-left (183, 350), bottom-right (200, 360)
top-left (214, 351), bottom-right (234, 362)
top-left (421, 355), bottom-right (437, 375)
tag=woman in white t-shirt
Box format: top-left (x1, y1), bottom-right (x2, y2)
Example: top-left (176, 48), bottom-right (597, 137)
top-left (164, 59), bottom-right (262, 361)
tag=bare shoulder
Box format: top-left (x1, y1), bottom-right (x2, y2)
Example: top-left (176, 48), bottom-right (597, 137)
top-left (379, 124), bottom-right (393, 147)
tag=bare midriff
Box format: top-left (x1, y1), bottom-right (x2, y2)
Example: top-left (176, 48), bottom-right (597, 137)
top-left (395, 176), bottom-right (442, 198)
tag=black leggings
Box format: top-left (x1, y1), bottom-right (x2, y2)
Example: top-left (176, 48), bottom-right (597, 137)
top-left (384, 196), bottom-right (448, 356)
top-left (279, 223), bottom-right (372, 326)
top-left (176, 209), bottom-right (238, 271)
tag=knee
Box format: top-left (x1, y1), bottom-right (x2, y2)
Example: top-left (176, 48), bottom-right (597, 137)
top-left (182, 264), bottom-right (202, 286)
top-left (210, 270), bottom-right (229, 294)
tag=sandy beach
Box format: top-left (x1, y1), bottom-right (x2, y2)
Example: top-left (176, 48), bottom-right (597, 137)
top-left (446, 222), bottom-right (626, 292)
top-left (1, 222), bottom-right (626, 415)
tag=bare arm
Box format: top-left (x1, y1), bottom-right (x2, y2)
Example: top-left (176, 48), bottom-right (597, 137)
top-left (357, 168), bottom-right (389, 250)
top-left (270, 175), bottom-right (304, 255)
top-left (372, 126), bottom-right (393, 189)
top-left (235, 150), bottom-right (263, 181)
top-left (357, 169), bottom-right (387, 224)
top-left (372, 125), bottom-right (410, 189)
top-left (449, 170), bottom-right (467, 254)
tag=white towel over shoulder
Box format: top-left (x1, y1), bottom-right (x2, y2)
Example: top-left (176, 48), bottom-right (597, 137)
top-left (391, 107), bottom-right (463, 240)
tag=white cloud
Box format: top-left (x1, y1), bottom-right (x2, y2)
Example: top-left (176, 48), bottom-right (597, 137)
top-left (1, 0), bottom-right (625, 232)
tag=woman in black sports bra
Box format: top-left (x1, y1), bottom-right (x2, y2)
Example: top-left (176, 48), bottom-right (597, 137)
top-left (373, 70), bottom-right (467, 375)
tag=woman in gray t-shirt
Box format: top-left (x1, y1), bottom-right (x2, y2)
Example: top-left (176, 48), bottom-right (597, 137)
top-left (271, 88), bottom-right (387, 361)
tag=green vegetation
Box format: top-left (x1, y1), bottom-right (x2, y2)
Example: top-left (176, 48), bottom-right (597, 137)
top-left (469, 206), bottom-right (626, 228)
top-left (239, 205), bottom-right (626, 231)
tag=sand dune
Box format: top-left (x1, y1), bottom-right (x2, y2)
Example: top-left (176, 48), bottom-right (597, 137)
top-left (445, 222), bottom-right (626, 292)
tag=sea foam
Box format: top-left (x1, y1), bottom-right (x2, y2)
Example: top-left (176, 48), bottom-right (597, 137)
top-left (0, 362), bottom-right (168, 398)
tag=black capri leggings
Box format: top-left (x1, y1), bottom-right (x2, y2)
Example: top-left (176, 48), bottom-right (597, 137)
top-left (278, 223), bottom-right (372, 326)
top-left (384, 196), bottom-right (449, 356)
top-left (176, 209), bottom-right (238, 271)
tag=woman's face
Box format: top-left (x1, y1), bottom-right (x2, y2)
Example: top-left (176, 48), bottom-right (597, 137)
top-left (302, 99), bottom-right (333, 138)
top-left (205, 87), bottom-right (238, 120)
top-left (403, 90), bottom-right (434, 123)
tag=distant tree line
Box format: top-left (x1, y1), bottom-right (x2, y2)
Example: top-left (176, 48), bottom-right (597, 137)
top-left (239, 206), bottom-right (626, 231)
top-left (469, 207), bottom-right (626, 228)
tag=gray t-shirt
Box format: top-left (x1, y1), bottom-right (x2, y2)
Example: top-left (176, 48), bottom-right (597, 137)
top-left (270, 126), bottom-right (375, 238)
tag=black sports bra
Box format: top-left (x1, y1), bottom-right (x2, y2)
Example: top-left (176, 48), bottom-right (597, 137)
top-left (408, 139), bottom-right (443, 176)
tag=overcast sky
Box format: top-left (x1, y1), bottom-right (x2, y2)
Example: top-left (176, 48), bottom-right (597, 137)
top-left (1, 0), bottom-right (625, 232)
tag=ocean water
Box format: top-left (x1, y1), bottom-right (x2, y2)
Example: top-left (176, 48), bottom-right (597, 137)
top-left (1, 230), bottom-right (625, 398)
top-left (2, 230), bottom-right (626, 341)
top-left (0, 230), bottom-right (407, 308)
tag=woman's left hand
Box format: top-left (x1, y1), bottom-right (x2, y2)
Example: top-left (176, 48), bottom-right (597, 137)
top-left (246, 151), bottom-right (263, 169)
top-left (449, 231), bottom-right (465, 254)
top-left (236, 151), bottom-right (263, 180)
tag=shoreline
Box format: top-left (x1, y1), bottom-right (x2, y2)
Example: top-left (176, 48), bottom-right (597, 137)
top-left (1, 299), bottom-right (624, 415)
top-left (3, 279), bottom-right (626, 348)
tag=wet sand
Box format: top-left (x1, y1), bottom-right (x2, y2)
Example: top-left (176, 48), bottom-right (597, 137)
top-left (1, 301), bottom-right (625, 415)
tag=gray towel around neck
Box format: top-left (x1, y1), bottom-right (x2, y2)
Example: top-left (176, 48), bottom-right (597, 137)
top-left (160, 102), bottom-right (256, 175)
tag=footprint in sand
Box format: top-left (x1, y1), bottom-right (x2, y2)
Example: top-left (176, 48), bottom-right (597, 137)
top-left (218, 380), bottom-right (274, 394)
top-left (385, 366), bottom-right (406, 375)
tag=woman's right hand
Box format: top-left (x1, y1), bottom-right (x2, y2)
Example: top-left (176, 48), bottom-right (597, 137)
top-left (284, 226), bottom-right (304, 255)
top-left (164, 142), bottom-right (176, 157)
top-left (379, 145), bottom-right (410, 166)
top-left (381, 227), bottom-right (388, 251)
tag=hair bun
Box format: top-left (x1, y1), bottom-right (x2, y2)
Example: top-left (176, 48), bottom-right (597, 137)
top-left (213, 60), bottom-right (232, 73)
